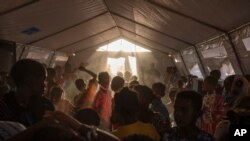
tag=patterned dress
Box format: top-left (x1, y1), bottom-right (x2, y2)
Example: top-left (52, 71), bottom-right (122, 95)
top-left (93, 86), bottom-right (112, 130)
top-left (202, 93), bottom-right (224, 135)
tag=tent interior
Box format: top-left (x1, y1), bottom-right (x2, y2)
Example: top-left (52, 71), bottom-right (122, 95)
top-left (1, 0), bottom-right (250, 84)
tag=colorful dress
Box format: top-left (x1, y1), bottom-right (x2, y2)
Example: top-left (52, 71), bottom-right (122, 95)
top-left (93, 86), bottom-right (112, 130)
top-left (202, 93), bottom-right (224, 135)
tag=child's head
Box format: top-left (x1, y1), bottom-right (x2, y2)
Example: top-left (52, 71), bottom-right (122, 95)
top-left (210, 69), bottom-right (221, 81)
top-left (98, 72), bottom-right (110, 88)
top-left (111, 76), bottom-right (125, 92)
top-left (202, 76), bottom-right (218, 93)
top-left (174, 90), bottom-right (202, 128)
top-left (114, 87), bottom-right (139, 118)
top-left (134, 85), bottom-right (155, 107)
top-left (10, 59), bottom-right (46, 96)
top-left (129, 80), bottom-right (139, 89)
top-left (152, 82), bottom-right (165, 98)
top-left (50, 86), bottom-right (64, 103)
top-left (75, 79), bottom-right (86, 91)
top-left (74, 108), bottom-right (100, 126)
top-left (178, 80), bottom-right (186, 89)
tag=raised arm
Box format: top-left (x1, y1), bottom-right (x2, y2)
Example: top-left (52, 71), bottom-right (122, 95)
top-left (79, 66), bottom-right (97, 80)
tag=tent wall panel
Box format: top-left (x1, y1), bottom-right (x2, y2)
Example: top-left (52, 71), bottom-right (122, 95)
top-left (60, 28), bottom-right (120, 53)
top-left (33, 13), bottom-right (116, 50)
top-left (181, 47), bottom-right (205, 78)
top-left (151, 0), bottom-right (250, 31)
top-left (196, 36), bottom-right (242, 79)
top-left (21, 45), bottom-right (53, 66)
top-left (113, 15), bottom-right (188, 50)
top-left (50, 52), bottom-right (69, 68)
top-left (0, 0), bottom-right (107, 44)
top-left (173, 53), bottom-right (188, 76)
top-left (230, 24), bottom-right (250, 74)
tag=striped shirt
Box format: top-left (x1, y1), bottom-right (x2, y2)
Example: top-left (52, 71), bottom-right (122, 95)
top-left (0, 121), bottom-right (26, 141)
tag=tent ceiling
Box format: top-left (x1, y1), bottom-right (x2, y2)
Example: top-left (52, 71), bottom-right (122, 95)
top-left (0, 0), bottom-right (250, 54)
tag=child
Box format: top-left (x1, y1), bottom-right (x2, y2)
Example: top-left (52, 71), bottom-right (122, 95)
top-left (163, 90), bottom-right (215, 141)
top-left (50, 86), bottom-right (74, 115)
top-left (202, 76), bottom-right (224, 135)
top-left (151, 82), bottom-right (170, 120)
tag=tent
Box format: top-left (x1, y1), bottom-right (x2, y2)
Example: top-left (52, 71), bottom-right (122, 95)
top-left (1, 0), bottom-right (250, 79)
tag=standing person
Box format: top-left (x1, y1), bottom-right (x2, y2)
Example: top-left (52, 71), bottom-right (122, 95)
top-left (0, 59), bottom-right (54, 126)
top-left (44, 68), bottom-right (57, 99)
top-left (135, 85), bottom-right (170, 137)
top-left (112, 87), bottom-right (160, 141)
top-left (166, 88), bottom-right (178, 127)
top-left (74, 65), bottom-right (97, 109)
top-left (163, 91), bottom-right (215, 141)
top-left (54, 65), bottom-right (64, 87)
top-left (111, 76), bottom-right (125, 94)
top-left (124, 71), bottom-right (132, 87)
top-left (50, 86), bottom-right (74, 115)
top-left (93, 72), bottom-right (112, 131)
top-left (202, 76), bottom-right (224, 135)
top-left (151, 82), bottom-right (170, 120)
top-left (110, 76), bottom-right (125, 130)
top-left (74, 79), bottom-right (87, 109)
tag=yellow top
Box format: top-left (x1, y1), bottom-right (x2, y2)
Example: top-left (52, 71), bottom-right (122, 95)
top-left (112, 121), bottom-right (160, 141)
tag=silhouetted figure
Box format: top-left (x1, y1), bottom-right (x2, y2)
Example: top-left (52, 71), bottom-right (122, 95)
top-left (45, 68), bottom-right (57, 99)
top-left (93, 72), bottom-right (112, 131)
top-left (50, 86), bottom-right (74, 115)
top-left (210, 70), bottom-right (221, 81)
top-left (202, 76), bottom-right (224, 134)
top-left (151, 82), bottom-right (170, 120)
top-left (74, 108), bottom-right (100, 126)
top-left (135, 85), bottom-right (170, 137)
top-left (124, 71), bottom-right (132, 86)
top-left (74, 66), bottom-right (98, 109)
top-left (112, 87), bottom-right (160, 141)
top-left (0, 59), bottom-right (54, 126)
top-left (111, 76), bottom-right (125, 93)
top-left (163, 91), bottom-right (214, 141)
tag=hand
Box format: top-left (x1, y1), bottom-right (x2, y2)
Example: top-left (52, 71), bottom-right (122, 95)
top-left (79, 66), bottom-right (86, 71)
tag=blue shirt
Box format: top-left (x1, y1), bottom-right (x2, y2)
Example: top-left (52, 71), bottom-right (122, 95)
top-left (150, 98), bottom-right (169, 120)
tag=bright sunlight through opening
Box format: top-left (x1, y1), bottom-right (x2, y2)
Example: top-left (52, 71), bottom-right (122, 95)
top-left (96, 39), bottom-right (151, 52)
top-left (97, 39), bottom-right (150, 77)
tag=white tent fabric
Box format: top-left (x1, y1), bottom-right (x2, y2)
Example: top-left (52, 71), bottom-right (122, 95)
top-left (1, 0), bottom-right (250, 74)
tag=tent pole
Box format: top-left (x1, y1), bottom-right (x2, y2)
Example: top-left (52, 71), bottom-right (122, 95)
top-left (179, 52), bottom-right (189, 75)
top-left (193, 46), bottom-right (207, 77)
top-left (48, 51), bottom-right (55, 67)
top-left (18, 45), bottom-right (26, 60)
